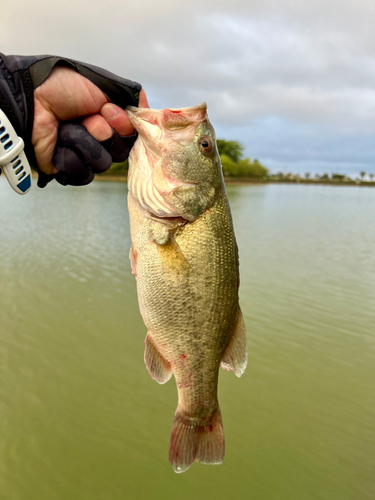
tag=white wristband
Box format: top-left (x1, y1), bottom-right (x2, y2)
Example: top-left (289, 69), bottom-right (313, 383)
top-left (0, 109), bottom-right (32, 195)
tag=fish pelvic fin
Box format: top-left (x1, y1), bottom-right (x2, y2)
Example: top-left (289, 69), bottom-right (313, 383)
top-left (129, 246), bottom-right (138, 279)
top-left (169, 407), bottom-right (225, 473)
top-left (144, 333), bottom-right (172, 384)
top-left (220, 307), bottom-right (248, 377)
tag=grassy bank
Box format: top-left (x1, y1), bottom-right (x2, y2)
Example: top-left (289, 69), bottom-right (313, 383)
top-left (223, 177), bottom-right (375, 186)
top-left (94, 173), bottom-right (375, 187)
top-left (31, 171), bottom-right (375, 187)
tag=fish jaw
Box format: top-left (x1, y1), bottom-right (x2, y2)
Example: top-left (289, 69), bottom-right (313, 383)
top-left (126, 103), bottom-right (222, 221)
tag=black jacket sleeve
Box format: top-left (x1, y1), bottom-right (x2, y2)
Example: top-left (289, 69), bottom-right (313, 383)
top-left (0, 54), bottom-right (141, 186)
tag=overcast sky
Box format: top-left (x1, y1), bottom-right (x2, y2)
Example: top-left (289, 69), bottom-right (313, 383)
top-left (1, 0), bottom-right (375, 176)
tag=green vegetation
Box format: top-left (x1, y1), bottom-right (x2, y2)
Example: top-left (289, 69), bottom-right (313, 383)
top-left (331, 173), bottom-right (346, 181)
top-left (106, 160), bottom-right (128, 176)
top-left (216, 140), bottom-right (244, 163)
top-left (217, 140), bottom-right (269, 178)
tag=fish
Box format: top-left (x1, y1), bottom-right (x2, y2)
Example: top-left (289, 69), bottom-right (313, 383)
top-left (125, 102), bottom-right (247, 473)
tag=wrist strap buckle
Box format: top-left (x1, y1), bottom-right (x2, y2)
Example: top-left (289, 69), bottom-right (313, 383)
top-left (0, 109), bottom-right (32, 195)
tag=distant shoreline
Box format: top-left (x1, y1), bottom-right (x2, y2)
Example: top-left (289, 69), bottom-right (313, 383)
top-left (95, 175), bottom-right (375, 187)
top-left (30, 172), bottom-right (375, 187)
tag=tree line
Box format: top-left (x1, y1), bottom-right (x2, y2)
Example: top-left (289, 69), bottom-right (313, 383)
top-left (216, 140), bottom-right (268, 178)
top-left (106, 139), bottom-right (269, 178)
top-left (107, 139), bottom-right (373, 182)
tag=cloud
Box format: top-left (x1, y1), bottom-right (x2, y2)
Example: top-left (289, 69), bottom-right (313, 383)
top-left (1, 0), bottom-right (374, 173)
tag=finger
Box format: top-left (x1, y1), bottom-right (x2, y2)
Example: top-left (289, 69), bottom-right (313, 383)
top-left (53, 146), bottom-right (95, 186)
top-left (81, 114), bottom-right (113, 142)
top-left (100, 132), bottom-right (137, 163)
top-left (57, 122), bottom-right (112, 174)
top-left (101, 103), bottom-right (134, 136)
top-left (139, 88), bottom-right (150, 108)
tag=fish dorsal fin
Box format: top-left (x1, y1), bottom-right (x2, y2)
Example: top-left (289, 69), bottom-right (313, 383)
top-left (144, 333), bottom-right (172, 384)
top-left (220, 308), bottom-right (247, 378)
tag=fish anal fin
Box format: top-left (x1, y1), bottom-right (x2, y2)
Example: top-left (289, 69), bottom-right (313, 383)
top-left (144, 333), bottom-right (172, 384)
top-left (220, 308), bottom-right (248, 378)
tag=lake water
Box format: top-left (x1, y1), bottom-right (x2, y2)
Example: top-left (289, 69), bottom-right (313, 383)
top-left (0, 177), bottom-right (374, 500)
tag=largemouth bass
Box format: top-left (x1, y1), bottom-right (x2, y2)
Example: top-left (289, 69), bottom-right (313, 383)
top-left (126, 102), bottom-right (247, 473)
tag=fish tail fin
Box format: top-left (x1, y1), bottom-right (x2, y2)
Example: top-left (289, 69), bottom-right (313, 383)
top-left (168, 406), bottom-right (225, 473)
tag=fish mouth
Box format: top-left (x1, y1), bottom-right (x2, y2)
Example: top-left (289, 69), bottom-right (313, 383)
top-left (126, 102), bottom-right (207, 123)
top-left (126, 103), bottom-right (207, 141)
top-left (126, 108), bottom-right (162, 158)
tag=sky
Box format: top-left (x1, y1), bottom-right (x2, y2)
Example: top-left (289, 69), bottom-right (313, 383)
top-left (1, 0), bottom-right (375, 176)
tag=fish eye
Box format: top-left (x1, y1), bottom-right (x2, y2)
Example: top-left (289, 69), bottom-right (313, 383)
top-left (199, 137), bottom-right (213, 154)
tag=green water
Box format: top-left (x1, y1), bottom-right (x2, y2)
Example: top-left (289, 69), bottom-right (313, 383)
top-left (0, 178), bottom-right (374, 500)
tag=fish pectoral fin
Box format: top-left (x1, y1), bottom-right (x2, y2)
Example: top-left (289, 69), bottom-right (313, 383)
top-left (144, 332), bottom-right (172, 384)
top-left (157, 233), bottom-right (190, 275)
top-left (220, 307), bottom-right (248, 378)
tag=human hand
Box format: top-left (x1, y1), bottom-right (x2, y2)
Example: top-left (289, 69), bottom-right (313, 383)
top-left (32, 66), bottom-right (149, 176)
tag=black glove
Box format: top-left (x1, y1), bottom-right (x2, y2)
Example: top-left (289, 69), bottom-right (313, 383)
top-left (0, 54), bottom-right (141, 187)
top-left (37, 123), bottom-right (138, 188)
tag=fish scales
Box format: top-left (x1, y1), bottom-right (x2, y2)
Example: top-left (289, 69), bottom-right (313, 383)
top-left (126, 102), bottom-right (247, 473)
